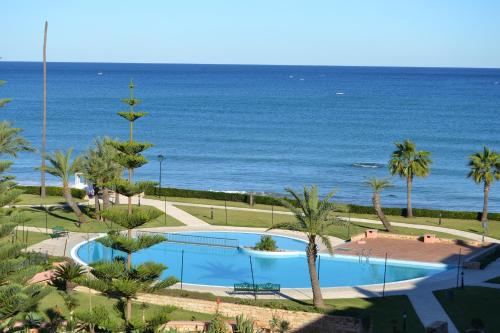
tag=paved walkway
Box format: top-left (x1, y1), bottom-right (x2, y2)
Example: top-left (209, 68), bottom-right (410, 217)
top-left (118, 195), bottom-right (209, 227)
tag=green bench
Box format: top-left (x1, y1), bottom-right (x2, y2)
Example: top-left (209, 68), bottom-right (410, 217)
top-left (233, 282), bottom-right (280, 293)
top-left (51, 226), bottom-right (69, 238)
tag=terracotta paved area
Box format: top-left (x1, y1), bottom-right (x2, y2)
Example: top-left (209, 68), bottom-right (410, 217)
top-left (333, 238), bottom-right (490, 264)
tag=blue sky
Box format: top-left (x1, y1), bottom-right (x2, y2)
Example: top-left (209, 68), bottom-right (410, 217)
top-left (2, 0), bottom-right (500, 68)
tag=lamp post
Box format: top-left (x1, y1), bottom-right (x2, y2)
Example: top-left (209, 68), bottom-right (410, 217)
top-left (157, 154), bottom-right (166, 197)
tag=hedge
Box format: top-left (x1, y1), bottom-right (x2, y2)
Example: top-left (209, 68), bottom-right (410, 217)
top-left (347, 204), bottom-right (500, 221)
top-left (147, 187), bottom-right (284, 206)
top-left (16, 185), bottom-right (87, 199)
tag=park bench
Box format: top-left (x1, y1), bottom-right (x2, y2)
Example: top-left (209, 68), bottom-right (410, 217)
top-left (51, 226), bottom-right (69, 238)
top-left (233, 282), bottom-right (280, 293)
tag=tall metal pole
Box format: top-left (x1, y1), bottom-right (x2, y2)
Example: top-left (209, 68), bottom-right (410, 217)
top-left (180, 250), bottom-right (184, 290)
top-left (157, 154), bottom-right (165, 197)
top-left (41, 21), bottom-right (48, 199)
top-left (164, 196), bottom-right (167, 225)
top-left (225, 200), bottom-right (228, 225)
top-left (249, 256), bottom-right (256, 300)
top-left (456, 248), bottom-right (462, 288)
top-left (382, 253), bottom-right (388, 297)
top-left (317, 255), bottom-right (321, 281)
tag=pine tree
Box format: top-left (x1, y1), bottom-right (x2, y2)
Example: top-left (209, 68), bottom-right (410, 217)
top-left (82, 81), bottom-right (178, 325)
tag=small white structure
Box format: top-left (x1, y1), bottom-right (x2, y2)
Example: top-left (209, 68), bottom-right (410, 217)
top-left (73, 173), bottom-right (89, 190)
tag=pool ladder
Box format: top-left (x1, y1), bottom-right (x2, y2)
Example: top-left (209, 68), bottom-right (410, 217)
top-left (358, 249), bottom-right (372, 263)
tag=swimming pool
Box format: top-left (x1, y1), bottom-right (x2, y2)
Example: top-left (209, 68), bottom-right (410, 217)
top-left (74, 231), bottom-right (448, 288)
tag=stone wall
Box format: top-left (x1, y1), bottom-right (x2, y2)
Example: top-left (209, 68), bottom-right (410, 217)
top-left (137, 293), bottom-right (370, 333)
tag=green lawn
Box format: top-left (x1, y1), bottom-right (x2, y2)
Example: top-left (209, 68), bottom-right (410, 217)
top-left (13, 230), bottom-right (50, 246)
top-left (150, 195), bottom-right (498, 240)
top-left (15, 194), bottom-right (84, 205)
top-left (434, 287), bottom-right (500, 332)
top-left (38, 290), bottom-right (213, 325)
top-left (146, 195), bottom-right (290, 211)
top-left (486, 276), bottom-right (500, 284)
top-left (175, 205), bottom-right (469, 240)
top-left (158, 289), bottom-right (423, 333)
top-left (12, 206), bottom-right (183, 234)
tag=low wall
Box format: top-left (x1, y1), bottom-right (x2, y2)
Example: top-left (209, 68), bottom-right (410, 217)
top-left (350, 231), bottom-right (486, 248)
top-left (137, 293), bottom-right (370, 333)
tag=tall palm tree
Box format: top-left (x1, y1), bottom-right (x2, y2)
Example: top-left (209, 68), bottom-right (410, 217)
top-left (468, 146), bottom-right (500, 222)
top-left (389, 140), bottom-right (432, 218)
top-left (269, 186), bottom-right (335, 308)
top-left (41, 21), bottom-right (48, 199)
top-left (45, 148), bottom-right (86, 224)
top-left (0, 80), bottom-right (12, 108)
top-left (365, 177), bottom-right (393, 231)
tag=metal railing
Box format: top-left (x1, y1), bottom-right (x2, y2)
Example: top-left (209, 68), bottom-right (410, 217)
top-left (136, 231), bottom-right (239, 248)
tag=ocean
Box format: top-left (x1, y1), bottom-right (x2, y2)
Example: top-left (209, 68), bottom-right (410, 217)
top-left (0, 62), bottom-right (499, 211)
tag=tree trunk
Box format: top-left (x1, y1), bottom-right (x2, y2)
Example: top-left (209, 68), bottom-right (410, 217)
top-left (102, 187), bottom-right (110, 209)
top-left (373, 192), bottom-right (392, 231)
top-left (482, 182), bottom-right (490, 222)
top-left (126, 297), bottom-right (132, 324)
top-left (41, 21), bottom-right (48, 199)
top-left (63, 183), bottom-right (86, 224)
top-left (114, 191), bottom-right (120, 205)
top-left (406, 177), bottom-right (413, 218)
top-left (306, 241), bottom-right (324, 308)
top-left (93, 186), bottom-right (101, 221)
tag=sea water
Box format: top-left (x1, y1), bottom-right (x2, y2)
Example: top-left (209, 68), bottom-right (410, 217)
top-left (0, 62), bottom-right (499, 211)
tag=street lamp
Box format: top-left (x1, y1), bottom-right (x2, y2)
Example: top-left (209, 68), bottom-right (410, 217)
top-left (157, 154), bottom-right (166, 197)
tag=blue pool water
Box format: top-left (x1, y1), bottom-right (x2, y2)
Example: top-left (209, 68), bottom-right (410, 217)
top-left (75, 232), bottom-right (447, 288)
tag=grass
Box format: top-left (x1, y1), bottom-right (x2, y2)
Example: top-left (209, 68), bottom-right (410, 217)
top-left (348, 211), bottom-right (500, 240)
top-left (158, 289), bottom-right (424, 333)
top-left (12, 230), bottom-right (50, 246)
top-left (15, 194), bottom-right (84, 205)
top-left (38, 290), bottom-right (214, 325)
top-left (175, 205), bottom-right (470, 240)
top-left (486, 276), bottom-right (500, 284)
top-left (434, 287), bottom-right (500, 332)
top-left (145, 195), bottom-right (498, 240)
top-left (12, 205), bottom-right (183, 234)
top-left (146, 195), bottom-right (290, 211)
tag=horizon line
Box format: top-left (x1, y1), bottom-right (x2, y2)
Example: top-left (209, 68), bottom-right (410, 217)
top-left (1, 60), bottom-right (500, 71)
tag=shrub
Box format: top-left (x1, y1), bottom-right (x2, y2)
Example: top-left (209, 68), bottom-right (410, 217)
top-left (207, 312), bottom-right (229, 333)
top-left (254, 235), bottom-right (277, 252)
top-left (347, 204), bottom-right (500, 221)
top-left (16, 185), bottom-right (87, 199)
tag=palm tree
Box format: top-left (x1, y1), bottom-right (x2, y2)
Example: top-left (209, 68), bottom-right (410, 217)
top-left (468, 146), bottom-right (500, 222)
top-left (44, 148), bottom-right (86, 224)
top-left (269, 186), bottom-right (335, 308)
top-left (41, 21), bottom-right (48, 199)
top-left (82, 138), bottom-right (122, 220)
top-left (365, 177), bottom-right (393, 231)
top-left (53, 261), bottom-right (86, 293)
top-left (389, 140), bottom-right (432, 218)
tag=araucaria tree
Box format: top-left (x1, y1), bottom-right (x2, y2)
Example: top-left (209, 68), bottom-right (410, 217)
top-left (389, 139), bottom-right (432, 218)
top-left (84, 81), bottom-right (178, 325)
top-left (468, 146), bottom-right (499, 222)
top-left (365, 177), bottom-right (393, 231)
top-left (269, 186), bottom-right (336, 308)
top-left (0, 82), bottom-right (49, 327)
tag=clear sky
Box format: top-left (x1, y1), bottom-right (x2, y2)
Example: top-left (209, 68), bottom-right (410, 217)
top-left (2, 0), bottom-right (500, 68)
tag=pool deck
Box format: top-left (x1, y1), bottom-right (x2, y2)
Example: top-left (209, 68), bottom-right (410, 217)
top-left (332, 237), bottom-right (492, 264)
